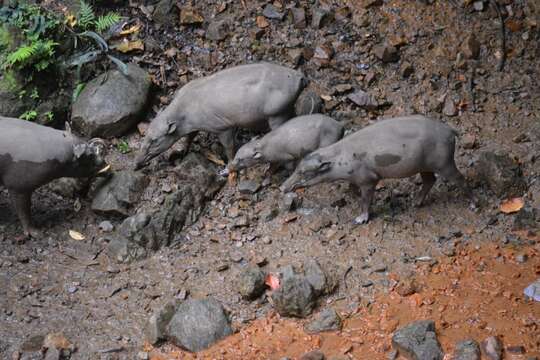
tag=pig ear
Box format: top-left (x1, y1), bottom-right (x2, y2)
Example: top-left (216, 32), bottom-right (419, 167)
top-left (65, 122), bottom-right (72, 134)
top-left (253, 152), bottom-right (262, 159)
top-left (167, 122), bottom-right (177, 135)
top-left (318, 161), bottom-right (332, 173)
top-left (73, 143), bottom-right (88, 159)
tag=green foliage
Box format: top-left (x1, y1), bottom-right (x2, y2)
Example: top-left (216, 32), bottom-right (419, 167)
top-left (30, 88), bottom-right (39, 99)
top-left (116, 140), bottom-right (131, 154)
top-left (5, 39), bottom-right (57, 69)
top-left (77, 0), bottom-right (95, 30)
top-left (95, 13), bottom-right (121, 33)
top-left (20, 109), bottom-right (37, 121)
top-left (0, 69), bottom-right (21, 92)
top-left (72, 82), bottom-right (86, 102)
top-left (44, 111), bottom-right (54, 122)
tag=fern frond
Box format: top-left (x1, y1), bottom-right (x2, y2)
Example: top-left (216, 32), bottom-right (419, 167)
top-left (6, 44), bottom-right (37, 65)
top-left (78, 0), bottom-right (95, 29)
top-left (95, 12), bottom-right (121, 33)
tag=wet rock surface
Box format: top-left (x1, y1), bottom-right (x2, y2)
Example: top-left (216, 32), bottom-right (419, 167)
top-left (71, 64), bottom-right (151, 138)
top-left (166, 298), bottom-right (232, 352)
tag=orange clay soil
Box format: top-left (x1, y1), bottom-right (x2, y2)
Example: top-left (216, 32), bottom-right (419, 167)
top-left (146, 240), bottom-right (539, 360)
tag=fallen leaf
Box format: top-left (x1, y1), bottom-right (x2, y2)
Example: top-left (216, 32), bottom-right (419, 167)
top-left (120, 23), bottom-right (141, 36)
top-left (65, 13), bottom-right (77, 27)
top-left (228, 171), bottom-right (237, 185)
top-left (43, 333), bottom-right (71, 350)
top-left (265, 274), bottom-right (280, 291)
top-left (206, 152), bottom-right (225, 166)
top-left (114, 39), bottom-right (144, 53)
top-left (500, 197), bottom-right (524, 214)
top-left (69, 230), bottom-right (85, 241)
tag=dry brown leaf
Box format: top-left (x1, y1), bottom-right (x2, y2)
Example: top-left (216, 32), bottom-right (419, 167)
top-left (114, 39), bottom-right (144, 53)
top-left (44, 333), bottom-right (71, 350)
top-left (265, 274), bottom-right (280, 291)
top-left (206, 152), bottom-right (225, 166)
top-left (69, 230), bottom-right (85, 241)
top-left (500, 197), bottom-right (524, 214)
top-left (120, 23), bottom-right (142, 36)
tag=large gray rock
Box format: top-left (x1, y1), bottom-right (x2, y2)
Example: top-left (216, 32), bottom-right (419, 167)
top-left (271, 275), bottom-right (316, 318)
top-left (71, 64), bottom-right (151, 138)
top-left (92, 171), bottom-right (148, 216)
top-left (305, 307), bottom-right (342, 334)
top-left (454, 340), bottom-right (481, 360)
top-left (476, 150), bottom-right (527, 198)
top-left (304, 259), bottom-right (336, 296)
top-left (108, 153), bottom-right (225, 262)
top-left (166, 298), bottom-right (233, 352)
top-left (392, 320), bottom-right (444, 360)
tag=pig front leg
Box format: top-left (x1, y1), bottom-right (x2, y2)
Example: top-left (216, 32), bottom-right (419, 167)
top-left (9, 190), bottom-right (39, 237)
top-left (415, 172), bottom-right (436, 207)
top-left (353, 182), bottom-right (377, 225)
top-left (218, 128), bottom-right (236, 162)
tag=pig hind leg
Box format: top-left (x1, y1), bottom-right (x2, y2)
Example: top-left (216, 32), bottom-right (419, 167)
top-left (438, 162), bottom-right (476, 205)
top-left (218, 128), bottom-right (237, 162)
top-left (415, 172), bottom-right (436, 207)
top-left (10, 190), bottom-right (38, 237)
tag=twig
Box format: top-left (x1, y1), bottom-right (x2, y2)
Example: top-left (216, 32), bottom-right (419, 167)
top-left (469, 62), bottom-right (477, 112)
top-left (488, 0), bottom-right (507, 72)
top-left (343, 265), bottom-right (353, 289)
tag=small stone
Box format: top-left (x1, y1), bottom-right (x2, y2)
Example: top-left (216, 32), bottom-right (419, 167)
top-left (473, 1), bottom-right (484, 11)
top-left (144, 301), bottom-right (177, 345)
top-left (401, 62), bottom-right (414, 78)
top-left (99, 220), bottom-right (114, 233)
top-left (279, 192), bottom-right (301, 212)
top-left (454, 339), bottom-right (481, 360)
top-left (256, 15), bottom-right (270, 28)
top-left (364, 71), bottom-right (377, 86)
top-left (237, 179), bottom-right (260, 194)
top-left (515, 254), bottom-right (528, 263)
top-left (443, 97), bottom-right (458, 117)
top-left (462, 33), bottom-right (481, 59)
top-left (236, 266), bottom-right (266, 300)
top-left (347, 90), bottom-right (379, 110)
top-left (300, 350), bottom-right (326, 360)
top-left (271, 275), bottom-right (316, 318)
top-left (507, 346), bottom-right (525, 354)
top-left (461, 133), bottom-right (477, 149)
top-left (234, 215), bottom-right (250, 227)
top-left (481, 336), bottom-right (502, 360)
top-left (180, 7), bottom-right (204, 25)
top-left (288, 48), bottom-right (303, 66)
top-left (313, 43), bottom-right (334, 61)
top-left (312, 8), bottom-right (331, 28)
top-left (373, 44), bottom-right (399, 63)
top-left (305, 308), bottom-right (342, 334)
top-left (206, 19), bottom-right (229, 41)
top-left (262, 4), bottom-right (284, 19)
top-left (289, 7), bottom-right (306, 29)
top-left (335, 84), bottom-right (353, 94)
top-left (138, 351), bottom-right (150, 360)
top-left (396, 278), bottom-right (417, 296)
top-left (304, 259), bottom-right (334, 296)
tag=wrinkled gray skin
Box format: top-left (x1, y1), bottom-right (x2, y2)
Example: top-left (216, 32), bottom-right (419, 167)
top-left (0, 117), bottom-right (108, 237)
top-left (135, 63), bottom-right (306, 169)
top-left (281, 115), bottom-right (468, 224)
top-left (229, 114), bottom-right (344, 173)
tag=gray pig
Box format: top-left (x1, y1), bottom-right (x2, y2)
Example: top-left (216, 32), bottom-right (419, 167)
top-left (281, 115), bottom-right (468, 224)
top-left (135, 62), bottom-right (306, 169)
top-left (0, 116), bottom-right (109, 237)
top-left (229, 114), bottom-right (344, 173)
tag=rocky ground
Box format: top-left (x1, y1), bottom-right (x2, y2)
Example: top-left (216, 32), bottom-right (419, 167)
top-left (1, 0), bottom-right (539, 359)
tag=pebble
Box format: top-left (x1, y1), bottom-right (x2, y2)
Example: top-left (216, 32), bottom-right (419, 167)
top-left (481, 336), bottom-right (503, 360)
top-left (99, 220), bottom-right (114, 232)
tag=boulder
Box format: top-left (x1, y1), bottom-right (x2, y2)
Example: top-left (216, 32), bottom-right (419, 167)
top-left (476, 151), bottom-right (527, 198)
top-left (92, 171), bottom-right (148, 216)
top-left (454, 339), bottom-right (481, 360)
top-left (71, 64), bottom-right (151, 138)
top-left (271, 274), bottom-right (316, 318)
top-left (144, 301), bottom-right (178, 345)
top-left (166, 298), bottom-right (232, 352)
top-left (296, 90), bottom-right (323, 116)
top-left (305, 307), bottom-right (342, 334)
top-left (392, 320), bottom-right (444, 360)
top-left (236, 266), bottom-right (266, 300)
top-left (108, 153), bottom-right (225, 262)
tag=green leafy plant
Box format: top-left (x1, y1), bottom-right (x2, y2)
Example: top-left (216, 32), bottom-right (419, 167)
top-left (72, 82), bottom-right (86, 102)
top-left (44, 111), bottom-right (54, 122)
top-left (20, 109), bottom-right (37, 121)
top-left (95, 13), bottom-right (122, 33)
top-left (77, 0), bottom-right (96, 29)
top-left (116, 140), bottom-right (131, 154)
top-left (30, 88), bottom-right (39, 99)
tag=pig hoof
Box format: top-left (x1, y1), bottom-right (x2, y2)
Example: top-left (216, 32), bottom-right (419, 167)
top-left (353, 214), bottom-right (369, 225)
top-left (218, 167), bottom-right (230, 177)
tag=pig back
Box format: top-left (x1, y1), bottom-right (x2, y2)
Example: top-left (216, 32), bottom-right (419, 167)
top-left (0, 117), bottom-right (74, 164)
top-left (178, 63), bottom-right (305, 132)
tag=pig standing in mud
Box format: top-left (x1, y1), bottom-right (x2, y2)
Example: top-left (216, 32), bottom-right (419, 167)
top-left (229, 114), bottom-right (344, 175)
top-left (0, 116), bottom-right (110, 237)
top-left (281, 115), bottom-right (470, 224)
top-left (135, 63), bottom-right (306, 170)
